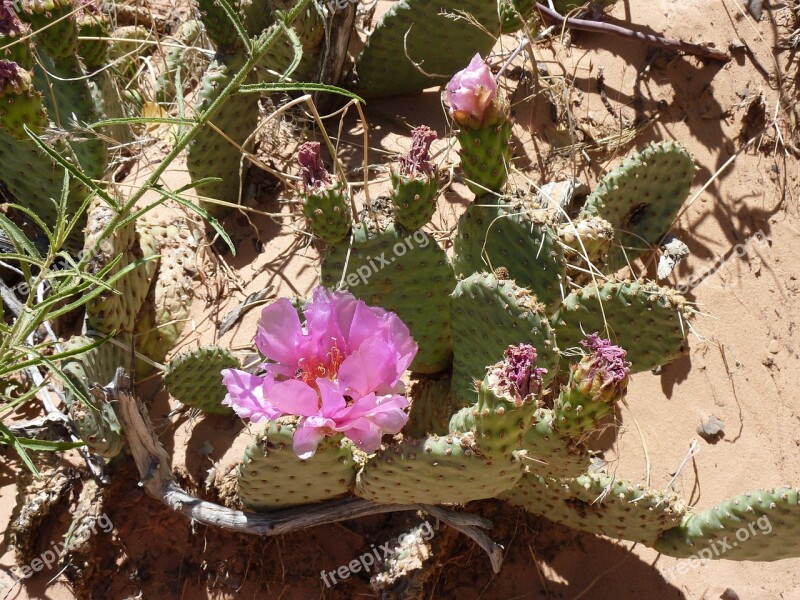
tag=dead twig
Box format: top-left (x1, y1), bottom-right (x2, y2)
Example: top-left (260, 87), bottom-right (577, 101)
top-left (112, 368), bottom-right (504, 573)
top-left (535, 3), bottom-right (730, 62)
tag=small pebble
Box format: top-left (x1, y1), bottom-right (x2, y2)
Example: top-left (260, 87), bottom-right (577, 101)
top-left (768, 340), bottom-right (780, 354)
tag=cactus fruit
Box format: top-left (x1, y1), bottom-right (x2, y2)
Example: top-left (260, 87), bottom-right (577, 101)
top-left (449, 344), bottom-right (546, 457)
top-left (0, 4), bottom-right (32, 66)
top-left (355, 431), bottom-right (524, 505)
top-left (59, 336), bottom-right (126, 458)
top-left (237, 421), bottom-right (358, 510)
top-left (320, 222), bottom-right (454, 374)
top-left (186, 51), bottom-right (259, 217)
top-left (552, 334), bottom-right (629, 438)
top-left (446, 54), bottom-right (511, 195)
top-left (578, 141), bottom-right (696, 272)
top-left (0, 60), bottom-right (47, 137)
top-left (354, 0), bottom-right (500, 98)
top-left (450, 272), bottom-right (559, 406)
top-left (298, 141), bottom-right (351, 243)
top-left (390, 125), bottom-right (439, 231)
top-left (453, 198), bottom-right (566, 310)
top-left (154, 19), bottom-right (205, 105)
top-left (552, 279), bottom-right (691, 373)
top-left (164, 346), bottom-right (240, 414)
top-left (501, 472), bottom-right (687, 545)
top-left (83, 200), bottom-right (151, 335)
top-left (656, 487), bottom-right (800, 561)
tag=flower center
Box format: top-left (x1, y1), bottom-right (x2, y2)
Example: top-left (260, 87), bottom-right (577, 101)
top-left (295, 346), bottom-right (344, 388)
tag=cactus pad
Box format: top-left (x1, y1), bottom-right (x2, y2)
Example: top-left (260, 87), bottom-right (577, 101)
top-left (656, 487), bottom-right (800, 561)
top-left (355, 432), bottom-right (523, 505)
top-left (450, 272), bottom-right (559, 406)
top-left (578, 141), bottom-right (695, 271)
top-left (553, 279), bottom-right (691, 373)
top-left (302, 183), bottom-right (351, 243)
top-left (453, 198), bottom-right (566, 310)
top-left (390, 171), bottom-right (438, 231)
top-left (59, 336), bottom-right (126, 458)
top-left (405, 373), bottom-right (455, 438)
top-left (237, 422), bottom-right (357, 510)
top-left (164, 346), bottom-right (240, 414)
top-left (320, 222), bottom-right (454, 374)
top-left (501, 472), bottom-right (687, 545)
top-left (355, 0), bottom-right (500, 98)
top-left (456, 121), bottom-right (511, 195)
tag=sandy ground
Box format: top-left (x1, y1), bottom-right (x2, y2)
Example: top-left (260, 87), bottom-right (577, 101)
top-left (1, 0), bottom-right (799, 597)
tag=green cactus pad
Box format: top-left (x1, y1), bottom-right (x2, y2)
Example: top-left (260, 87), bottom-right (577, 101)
top-left (256, 0), bottom-right (324, 83)
top-left (453, 198), bottom-right (566, 310)
top-left (405, 373), bottom-right (454, 438)
top-left (450, 272), bottom-right (559, 406)
top-left (59, 336), bottom-right (126, 458)
top-left (501, 472), bottom-right (686, 545)
top-left (154, 19), bottom-right (204, 105)
top-left (552, 279), bottom-right (691, 373)
top-left (519, 407), bottom-right (591, 479)
top-left (76, 8), bottom-right (110, 69)
top-left (456, 120), bottom-right (511, 195)
top-left (186, 52), bottom-right (259, 217)
top-left (133, 212), bottom-right (201, 372)
top-left (238, 422), bottom-right (357, 511)
top-left (320, 222), bottom-right (454, 374)
top-left (302, 184), bottom-right (351, 243)
top-left (84, 202), bottom-right (151, 335)
top-left (0, 63), bottom-right (48, 138)
top-left (164, 346), bottom-right (240, 414)
top-left (20, 0), bottom-right (79, 60)
top-left (449, 376), bottom-right (536, 459)
top-left (656, 487), bottom-right (800, 561)
top-left (578, 141), bottom-right (696, 272)
top-left (354, 0), bottom-right (500, 98)
top-left (390, 171), bottom-right (438, 232)
top-left (355, 432), bottom-right (523, 505)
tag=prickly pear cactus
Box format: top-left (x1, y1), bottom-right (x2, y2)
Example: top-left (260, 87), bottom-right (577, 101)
top-left (453, 198), bottom-right (566, 310)
top-left (656, 487), bottom-right (800, 560)
top-left (390, 125), bottom-right (439, 231)
top-left (578, 141), bottom-right (696, 272)
top-left (154, 19), bottom-right (205, 105)
top-left (238, 421), bottom-right (358, 510)
top-left (355, 0), bottom-right (501, 98)
top-left (164, 346), bottom-right (240, 414)
top-left (405, 374), bottom-right (454, 438)
top-left (297, 142), bottom-right (351, 243)
top-left (59, 336), bottom-right (126, 458)
top-left (450, 272), bottom-right (559, 405)
top-left (321, 221), bottom-right (455, 374)
top-left (552, 279), bottom-right (692, 373)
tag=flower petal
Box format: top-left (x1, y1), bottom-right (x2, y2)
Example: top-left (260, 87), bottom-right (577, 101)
top-left (339, 421), bottom-right (384, 454)
top-left (221, 369), bottom-right (283, 421)
top-left (337, 337), bottom-right (399, 397)
top-left (266, 379), bottom-right (320, 416)
top-left (255, 298), bottom-right (305, 367)
top-left (316, 378), bottom-right (347, 417)
top-left (292, 424), bottom-right (327, 459)
top-left (305, 286), bottom-right (345, 358)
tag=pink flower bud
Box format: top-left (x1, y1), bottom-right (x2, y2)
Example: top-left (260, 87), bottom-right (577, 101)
top-left (573, 333), bottom-right (630, 404)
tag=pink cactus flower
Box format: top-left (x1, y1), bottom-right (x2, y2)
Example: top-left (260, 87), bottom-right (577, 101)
top-left (297, 141), bottom-right (332, 192)
top-left (222, 286), bottom-right (417, 458)
top-left (445, 53), bottom-right (498, 126)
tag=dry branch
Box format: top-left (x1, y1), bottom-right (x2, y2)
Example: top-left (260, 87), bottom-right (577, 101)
top-left (535, 3), bottom-right (730, 62)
